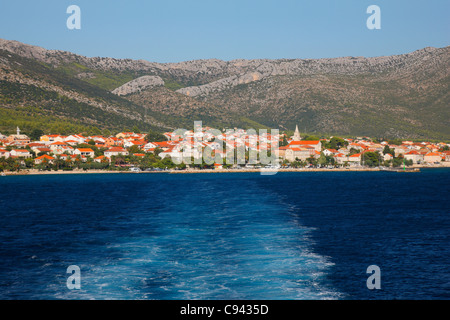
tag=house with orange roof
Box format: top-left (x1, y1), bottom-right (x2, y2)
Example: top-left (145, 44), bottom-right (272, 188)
top-left (152, 141), bottom-right (174, 150)
top-left (393, 146), bottom-right (408, 157)
top-left (424, 152), bottom-right (442, 163)
top-left (349, 143), bottom-right (364, 151)
top-left (334, 153), bottom-right (348, 164)
top-left (7, 134), bottom-right (30, 145)
top-left (27, 142), bottom-right (46, 148)
top-left (64, 134), bottom-right (86, 144)
top-left (287, 140), bottom-right (322, 152)
top-left (94, 155), bottom-right (109, 163)
top-left (164, 132), bottom-right (183, 141)
top-left (323, 149), bottom-right (338, 156)
top-left (285, 146), bottom-right (315, 162)
top-left (143, 142), bottom-right (159, 152)
top-left (116, 132), bottom-right (135, 139)
top-left (158, 146), bottom-right (183, 161)
top-left (49, 141), bottom-right (68, 151)
top-left (88, 135), bottom-right (106, 142)
top-left (64, 140), bottom-right (79, 146)
top-left (105, 137), bottom-right (124, 147)
top-left (104, 147), bottom-right (129, 158)
top-left (404, 150), bottom-right (424, 164)
top-left (73, 148), bottom-right (95, 158)
top-left (348, 153), bottom-right (362, 164)
top-left (52, 145), bottom-right (74, 155)
top-left (34, 154), bottom-right (55, 165)
top-left (10, 149), bottom-right (32, 158)
top-left (124, 139), bottom-right (146, 149)
top-left (40, 134), bottom-right (61, 143)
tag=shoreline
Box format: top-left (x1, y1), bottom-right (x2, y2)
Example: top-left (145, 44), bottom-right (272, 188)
top-left (1, 165), bottom-right (448, 176)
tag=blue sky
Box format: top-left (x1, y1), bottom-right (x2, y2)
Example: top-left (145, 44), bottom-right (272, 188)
top-left (0, 0), bottom-right (448, 62)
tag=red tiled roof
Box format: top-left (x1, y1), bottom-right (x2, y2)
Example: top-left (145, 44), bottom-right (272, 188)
top-left (36, 155), bottom-right (54, 160)
top-left (288, 140), bottom-right (320, 146)
top-left (107, 147), bottom-right (127, 152)
top-left (153, 141), bottom-right (172, 147)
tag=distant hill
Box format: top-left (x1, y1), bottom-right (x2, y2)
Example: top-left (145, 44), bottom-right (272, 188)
top-left (0, 38), bottom-right (448, 139)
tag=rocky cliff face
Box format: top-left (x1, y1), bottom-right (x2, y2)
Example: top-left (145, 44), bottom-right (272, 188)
top-left (111, 76), bottom-right (164, 96)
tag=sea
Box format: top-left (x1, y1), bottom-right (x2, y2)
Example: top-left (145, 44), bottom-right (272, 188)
top-left (0, 169), bottom-right (449, 300)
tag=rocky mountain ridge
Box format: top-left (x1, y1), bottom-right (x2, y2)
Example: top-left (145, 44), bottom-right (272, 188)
top-left (0, 38), bottom-right (448, 139)
top-left (1, 38), bottom-right (446, 89)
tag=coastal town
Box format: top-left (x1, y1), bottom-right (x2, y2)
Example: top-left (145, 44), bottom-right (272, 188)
top-left (0, 125), bottom-right (449, 174)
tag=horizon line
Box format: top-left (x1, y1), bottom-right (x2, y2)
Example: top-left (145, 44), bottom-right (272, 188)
top-left (1, 37), bottom-right (449, 64)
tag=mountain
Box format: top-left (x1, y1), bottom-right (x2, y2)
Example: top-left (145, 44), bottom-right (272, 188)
top-left (0, 38), bottom-right (449, 139)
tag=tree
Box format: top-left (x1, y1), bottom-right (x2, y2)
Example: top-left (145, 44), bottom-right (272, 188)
top-left (302, 134), bottom-right (320, 141)
top-left (318, 152), bottom-right (328, 167)
top-left (102, 128), bottom-right (111, 137)
top-left (95, 147), bottom-right (106, 158)
top-left (383, 145), bottom-right (395, 155)
top-left (327, 137), bottom-right (348, 150)
top-left (154, 147), bottom-right (163, 157)
top-left (145, 130), bottom-right (167, 142)
top-left (362, 151), bottom-right (381, 167)
top-left (29, 128), bottom-right (44, 141)
top-left (88, 139), bottom-right (95, 146)
top-left (306, 156), bottom-right (318, 166)
top-left (387, 139), bottom-right (403, 146)
top-left (90, 126), bottom-right (102, 136)
top-left (349, 148), bottom-right (360, 156)
top-left (280, 135), bottom-right (288, 147)
top-left (132, 125), bottom-right (141, 134)
top-left (24, 158), bottom-right (34, 168)
top-left (128, 145), bottom-right (141, 154)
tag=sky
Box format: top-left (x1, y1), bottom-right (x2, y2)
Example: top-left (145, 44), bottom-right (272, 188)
top-left (0, 0), bottom-right (448, 62)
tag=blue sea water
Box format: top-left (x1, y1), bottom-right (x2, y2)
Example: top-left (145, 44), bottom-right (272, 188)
top-left (0, 169), bottom-right (449, 300)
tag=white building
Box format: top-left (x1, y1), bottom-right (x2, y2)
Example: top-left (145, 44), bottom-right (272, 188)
top-left (73, 148), bottom-right (95, 158)
top-left (104, 147), bottom-right (129, 158)
top-left (10, 149), bottom-right (32, 158)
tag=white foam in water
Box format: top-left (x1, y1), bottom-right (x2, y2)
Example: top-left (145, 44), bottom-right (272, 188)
top-left (47, 180), bottom-right (343, 300)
